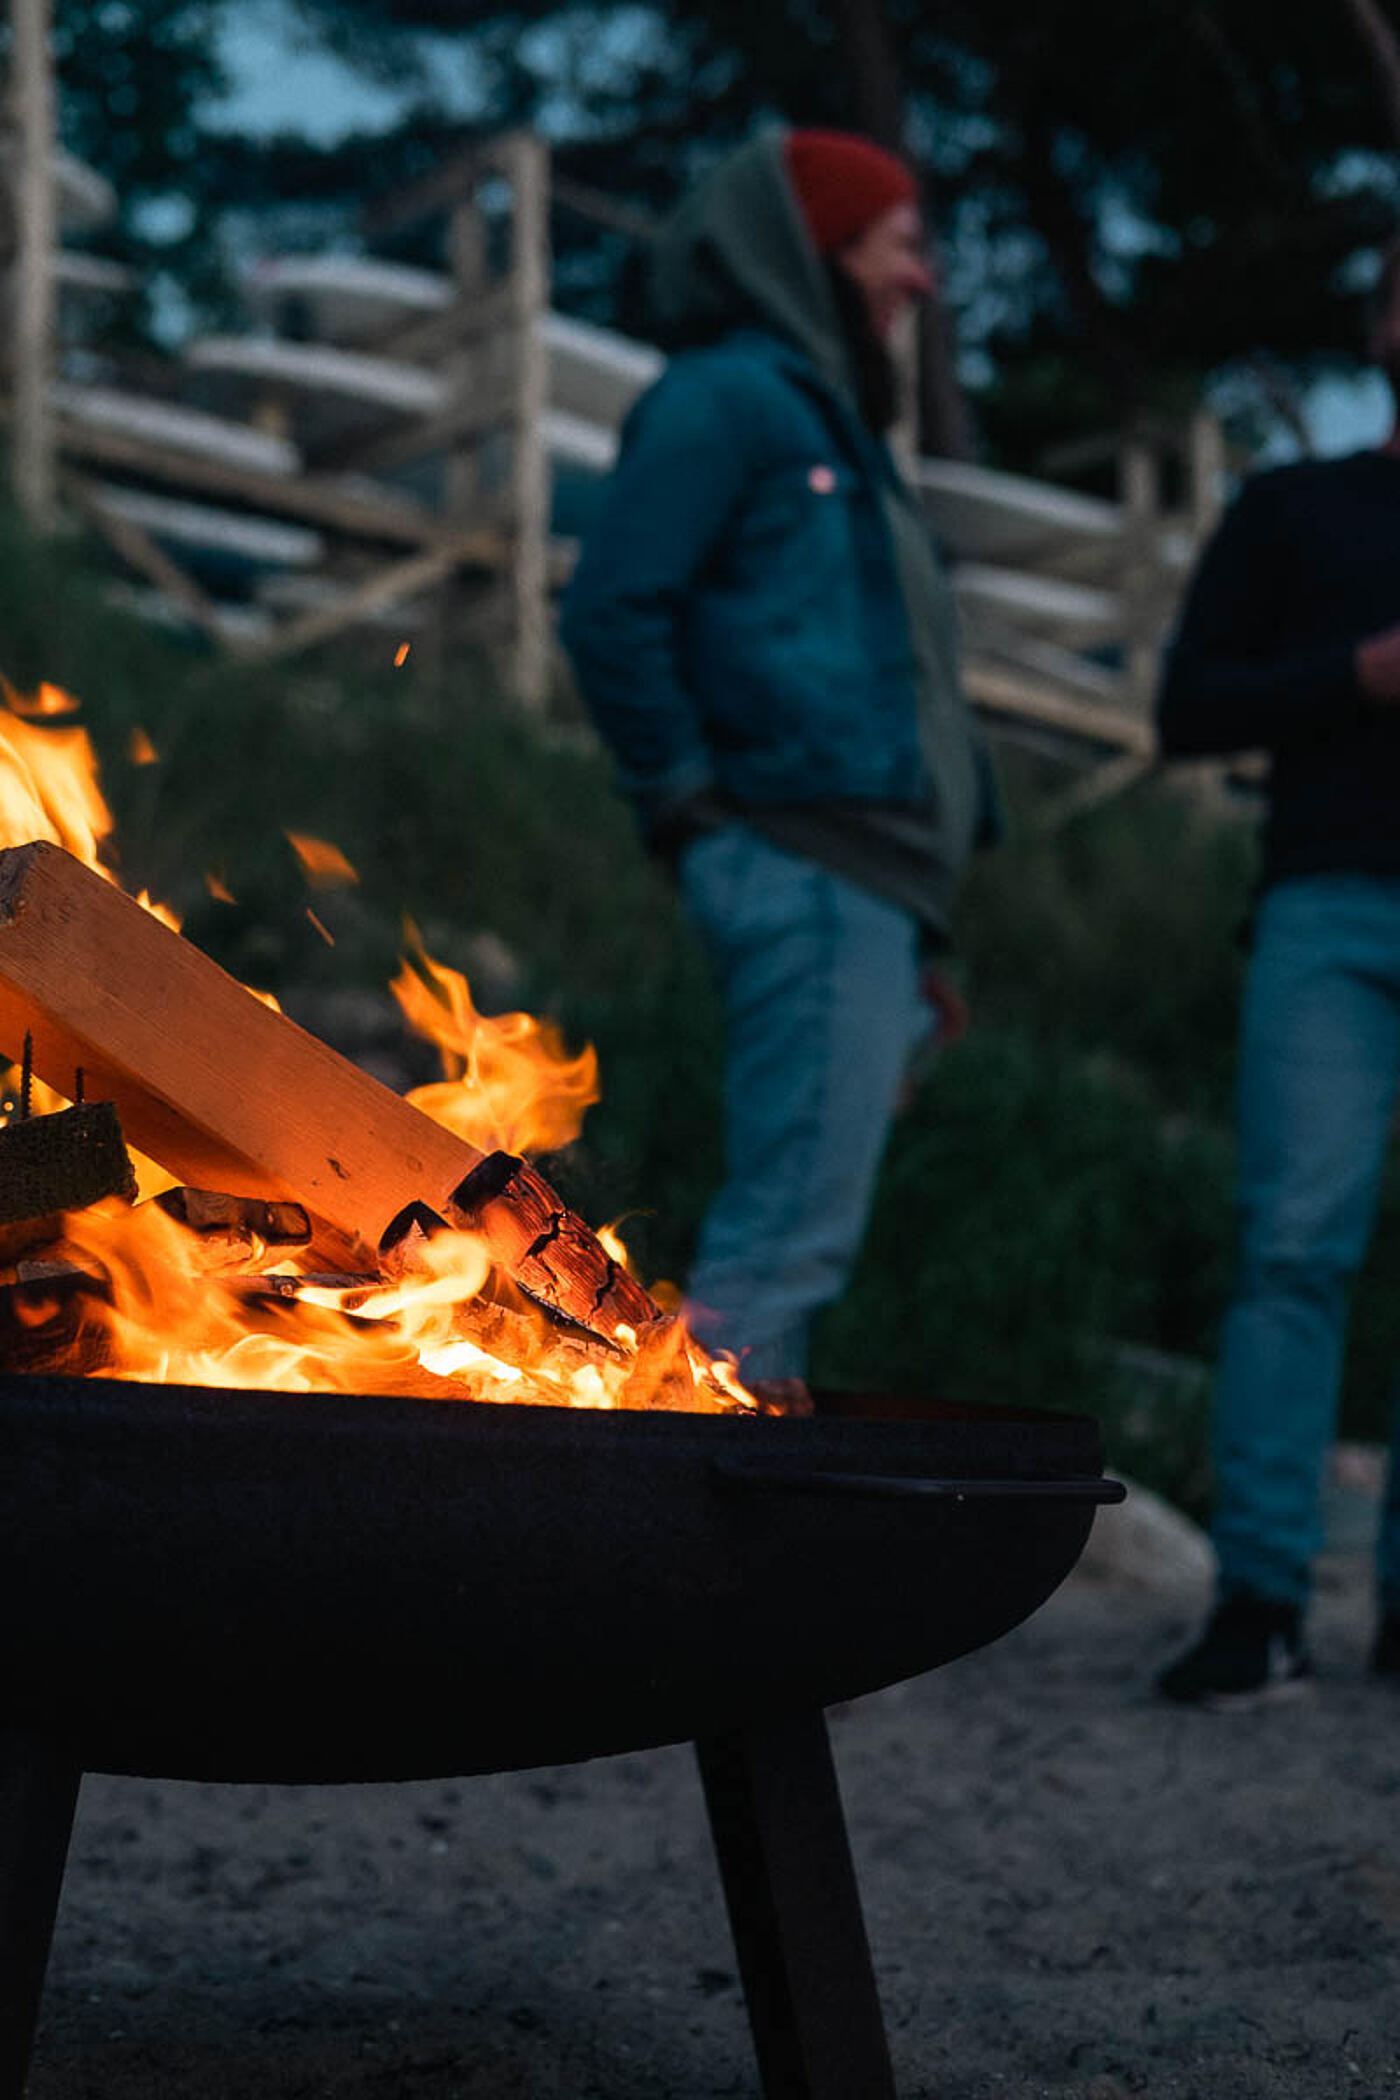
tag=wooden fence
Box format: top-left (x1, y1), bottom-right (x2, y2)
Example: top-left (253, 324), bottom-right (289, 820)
top-left (1, 6), bottom-right (1225, 810)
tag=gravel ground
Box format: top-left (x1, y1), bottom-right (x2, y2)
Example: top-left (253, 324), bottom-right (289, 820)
top-left (27, 1528), bottom-right (1400, 2100)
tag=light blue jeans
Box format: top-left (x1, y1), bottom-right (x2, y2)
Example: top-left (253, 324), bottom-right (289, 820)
top-left (1214, 872), bottom-right (1400, 1611)
top-left (679, 826), bottom-right (928, 1381)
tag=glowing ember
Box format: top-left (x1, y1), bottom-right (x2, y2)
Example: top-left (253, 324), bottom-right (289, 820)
top-left (286, 831), bottom-right (359, 888)
top-left (0, 680), bottom-right (759, 1415)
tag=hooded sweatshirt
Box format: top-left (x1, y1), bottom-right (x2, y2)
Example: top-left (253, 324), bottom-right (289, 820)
top-left (562, 128), bottom-right (996, 941)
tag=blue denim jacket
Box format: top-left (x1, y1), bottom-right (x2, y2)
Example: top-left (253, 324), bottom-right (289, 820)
top-left (559, 328), bottom-right (928, 837)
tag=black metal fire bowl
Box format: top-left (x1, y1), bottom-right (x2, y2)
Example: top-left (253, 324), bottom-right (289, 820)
top-left (0, 1373), bottom-right (1121, 1784)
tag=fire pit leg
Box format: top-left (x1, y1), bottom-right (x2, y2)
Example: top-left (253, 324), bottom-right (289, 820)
top-left (0, 1730), bottom-right (81, 2100)
top-left (695, 1710), bottom-right (896, 2100)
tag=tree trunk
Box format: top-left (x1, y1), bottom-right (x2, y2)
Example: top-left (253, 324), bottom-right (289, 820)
top-left (826, 0), bottom-right (977, 458)
top-left (1339, 0), bottom-right (1400, 147)
top-left (1012, 90), bottom-right (1137, 412)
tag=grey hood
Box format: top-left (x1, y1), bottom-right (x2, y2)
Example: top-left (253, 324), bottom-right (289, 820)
top-left (646, 128), bottom-right (856, 402)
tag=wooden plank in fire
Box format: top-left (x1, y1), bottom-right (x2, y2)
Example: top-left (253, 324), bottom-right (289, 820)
top-left (0, 843), bottom-right (657, 1334)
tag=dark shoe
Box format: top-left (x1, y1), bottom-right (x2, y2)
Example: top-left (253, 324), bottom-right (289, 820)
top-left (1156, 1593), bottom-right (1311, 1707)
top-left (1372, 1612), bottom-right (1400, 1680)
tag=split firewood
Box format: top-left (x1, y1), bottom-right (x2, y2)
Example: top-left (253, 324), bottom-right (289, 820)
top-left (155, 1187), bottom-right (312, 1245)
top-left (149, 1187), bottom-right (312, 1275)
top-left (445, 1152), bottom-right (657, 1334)
top-left (379, 1198), bottom-right (627, 1376)
top-left (226, 1270), bottom-right (382, 1305)
top-left (377, 1198), bottom-right (454, 1271)
top-left (0, 842), bottom-right (660, 1340)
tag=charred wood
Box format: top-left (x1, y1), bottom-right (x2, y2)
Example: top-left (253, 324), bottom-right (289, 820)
top-left (0, 1101), bottom-right (135, 1224)
top-left (447, 1151), bottom-right (657, 1339)
top-left (155, 1188), bottom-right (312, 1245)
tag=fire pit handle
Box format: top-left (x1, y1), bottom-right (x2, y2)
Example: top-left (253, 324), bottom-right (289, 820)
top-left (711, 1460), bottom-right (1127, 1505)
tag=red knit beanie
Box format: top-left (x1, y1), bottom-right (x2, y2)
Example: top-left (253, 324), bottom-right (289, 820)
top-left (783, 128), bottom-right (919, 255)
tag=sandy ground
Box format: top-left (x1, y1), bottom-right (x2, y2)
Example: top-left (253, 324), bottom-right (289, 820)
top-left (26, 1519), bottom-right (1400, 2100)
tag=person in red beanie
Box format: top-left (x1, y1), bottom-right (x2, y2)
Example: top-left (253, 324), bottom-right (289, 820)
top-left (785, 128), bottom-right (927, 327)
top-left (562, 126), bottom-right (999, 1394)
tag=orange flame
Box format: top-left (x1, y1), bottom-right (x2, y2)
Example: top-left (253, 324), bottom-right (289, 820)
top-left (0, 690), bottom-right (114, 875)
top-left (0, 683), bottom-right (181, 945)
top-left (24, 1197), bottom-right (750, 1412)
top-left (394, 929), bottom-right (600, 1157)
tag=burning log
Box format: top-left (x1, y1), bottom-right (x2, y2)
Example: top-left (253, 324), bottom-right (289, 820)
top-left (0, 842), bottom-right (659, 1339)
top-left (154, 1188), bottom-right (311, 1246)
top-left (446, 1153), bottom-right (656, 1333)
top-left (150, 1187), bottom-right (313, 1275)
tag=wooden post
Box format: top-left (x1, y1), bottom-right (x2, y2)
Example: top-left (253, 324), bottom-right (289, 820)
top-left (445, 182), bottom-right (488, 517)
top-left (1119, 423), bottom-right (1161, 718)
top-left (887, 303), bottom-right (919, 479)
top-left (498, 132), bottom-right (551, 714)
top-left (1187, 407), bottom-right (1226, 544)
top-left (9, 0), bottom-right (57, 531)
top-left (427, 165), bottom-right (489, 685)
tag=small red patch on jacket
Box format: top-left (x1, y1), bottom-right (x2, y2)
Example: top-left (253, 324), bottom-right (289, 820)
top-left (807, 464), bottom-right (837, 494)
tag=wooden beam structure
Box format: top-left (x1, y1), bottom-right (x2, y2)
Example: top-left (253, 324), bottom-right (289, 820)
top-left (962, 661), bottom-right (1154, 758)
top-left (322, 383), bottom-right (519, 482)
top-left (61, 471), bottom-right (232, 649)
top-left (50, 414), bottom-right (479, 549)
top-left (238, 539), bottom-right (494, 665)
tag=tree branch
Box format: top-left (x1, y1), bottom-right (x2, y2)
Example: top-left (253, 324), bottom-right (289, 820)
top-left (1186, 6), bottom-right (1300, 195)
top-left (1337, 0), bottom-right (1400, 148)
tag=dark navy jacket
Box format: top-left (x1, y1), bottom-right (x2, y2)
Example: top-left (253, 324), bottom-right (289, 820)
top-left (1157, 450), bottom-right (1400, 886)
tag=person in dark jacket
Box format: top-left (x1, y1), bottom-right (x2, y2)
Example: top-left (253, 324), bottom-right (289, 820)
top-left (561, 127), bottom-right (997, 1387)
top-left (1154, 243), bottom-right (1400, 1704)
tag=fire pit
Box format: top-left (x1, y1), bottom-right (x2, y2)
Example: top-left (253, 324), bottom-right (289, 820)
top-left (0, 1372), bottom-right (1121, 2098)
top-left (0, 692), bottom-right (1125, 2095)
